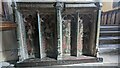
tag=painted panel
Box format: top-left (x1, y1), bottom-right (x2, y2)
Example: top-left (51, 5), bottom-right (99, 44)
top-left (40, 14), bottom-right (57, 58)
top-left (23, 14), bottom-right (40, 58)
top-left (62, 14), bottom-right (71, 55)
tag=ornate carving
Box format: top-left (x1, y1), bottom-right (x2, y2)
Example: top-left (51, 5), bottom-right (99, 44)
top-left (23, 14), bottom-right (38, 58)
top-left (62, 14), bottom-right (75, 55)
top-left (79, 14), bottom-right (93, 55)
top-left (40, 14), bottom-right (56, 56)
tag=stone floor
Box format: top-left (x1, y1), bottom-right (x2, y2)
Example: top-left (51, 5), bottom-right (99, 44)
top-left (14, 55), bottom-right (99, 67)
top-left (0, 48), bottom-right (119, 68)
top-left (20, 53), bottom-right (118, 68)
top-left (18, 48), bottom-right (119, 68)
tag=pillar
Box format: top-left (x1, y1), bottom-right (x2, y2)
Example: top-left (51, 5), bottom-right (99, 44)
top-left (14, 7), bottom-right (28, 61)
top-left (55, 2), bottom-right (64, 60)
top-left (37, 12), bottom-right (43, 59)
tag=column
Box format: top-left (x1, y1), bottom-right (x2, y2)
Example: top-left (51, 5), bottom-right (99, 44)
top-left (96, 2), bottom-right (102, 57)
top-left (15, 10), bottom-right (28, 61)
top-left (55, 2), bottom-right (63, 60)
top-left (37, 12), bottom-right (43, 59)
top-left (77, 13), bottom-right (83, 56)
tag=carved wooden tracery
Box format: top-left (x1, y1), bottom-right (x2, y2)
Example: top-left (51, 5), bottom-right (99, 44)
top-left (22, 11), bottom-right (96, 58)
top-left (79, 13), bottom-right (97, 56)
top-left (40, 14), bottom-right (57, 58)
top-left (23, 14), bottom-right (40, 58)
top-left (62, 14), bottom-right (73, 55)
top-left (16, 1), bottom-right (99, 60)
top-left (23, 13), bottom-right (58, 58)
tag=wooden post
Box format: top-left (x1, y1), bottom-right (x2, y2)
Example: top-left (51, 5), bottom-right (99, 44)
top-left (73, 13), bottom-right (80, 57)
top-left (15, 10), bottom-right (28, 61)
top-left (37, 12), bottom-right (43, 59)
top-left (55, 2), bottom-right (63, 60)
top-left (77, 13), bottom-right (83, 56)
top-left (96, 2), bottom-right (102, 57)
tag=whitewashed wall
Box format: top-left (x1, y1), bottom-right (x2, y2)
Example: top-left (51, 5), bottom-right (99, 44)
top-left (0, 0), bottom-right (18, 62)
top-left (0, 0), bottom-right (2, 15)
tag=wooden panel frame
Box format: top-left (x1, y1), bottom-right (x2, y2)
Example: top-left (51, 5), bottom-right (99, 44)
top-left (0, 21), bottom-right (17, 31)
